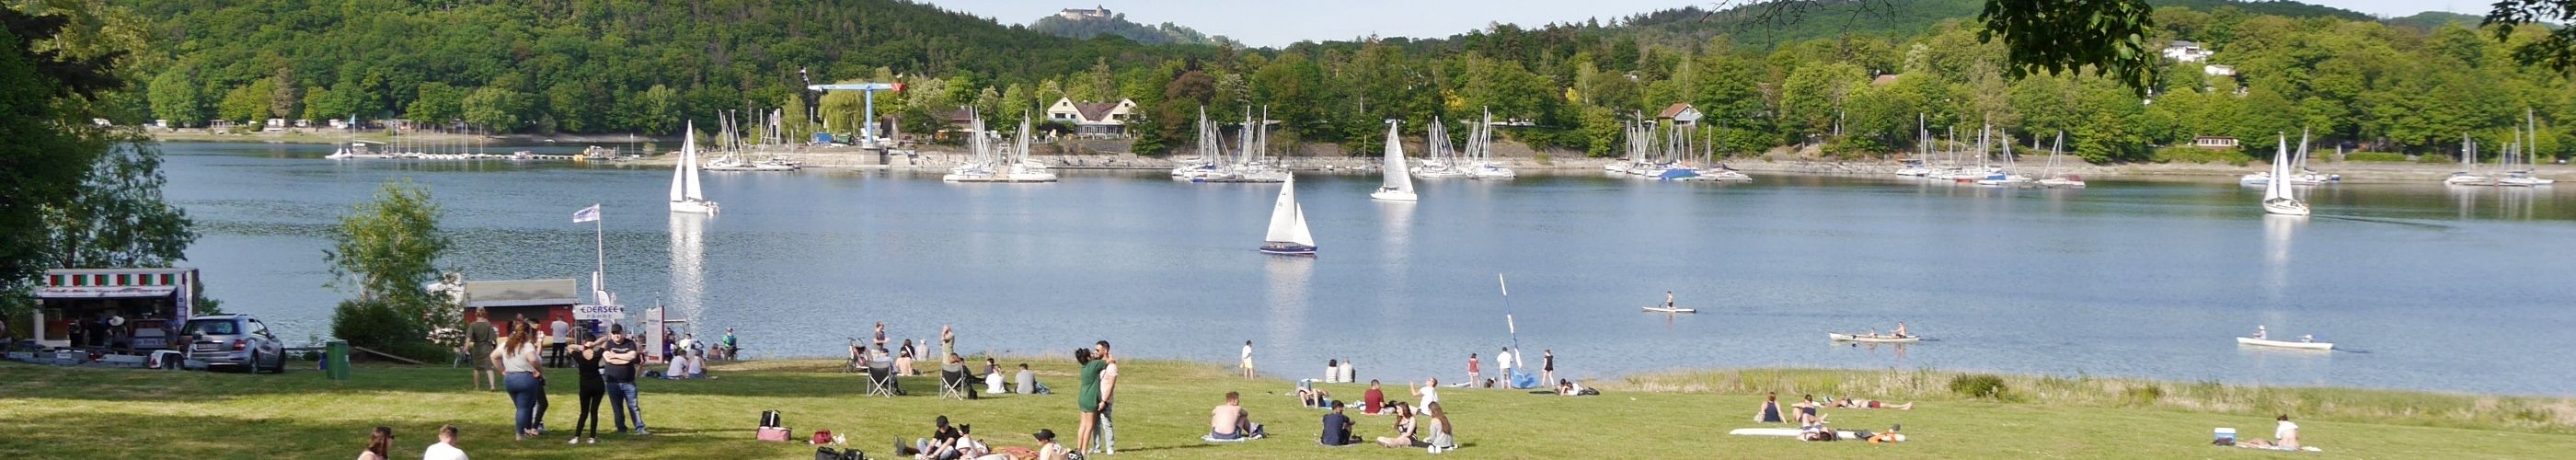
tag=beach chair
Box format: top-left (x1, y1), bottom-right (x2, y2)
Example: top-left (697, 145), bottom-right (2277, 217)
top-left (864, 361), bottom-right (900, 397)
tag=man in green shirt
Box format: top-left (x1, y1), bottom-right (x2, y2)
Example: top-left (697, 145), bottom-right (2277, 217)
top-left (466, 308), bottom-right (498, 391)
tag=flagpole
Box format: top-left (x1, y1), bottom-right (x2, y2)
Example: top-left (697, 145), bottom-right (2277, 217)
top-left (587, 202), bottom-right (594, 296)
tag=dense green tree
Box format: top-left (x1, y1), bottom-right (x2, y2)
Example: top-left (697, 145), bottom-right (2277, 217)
top-left (460, 86), bottom-right (526, 132)
top-left (217, 79), bottom-right (274, 123)
top-left (147, 65), bottom-right (201, 126)
top-left (41, 138), bottom-right (195, 270)
top-left (406, 83), bottom-right (464, 124)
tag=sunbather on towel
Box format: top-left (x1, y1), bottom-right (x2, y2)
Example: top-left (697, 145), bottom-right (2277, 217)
top-left (1209, 392), bottom-right (1265, 440)
top-left (1831, 397), bottom-right (1913, 410)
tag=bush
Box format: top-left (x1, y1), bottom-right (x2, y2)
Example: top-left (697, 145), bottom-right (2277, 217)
top-left (2345, 152), bottom-right (2409, 163)
top-left (2149, 145), bottom-right (2251, 165)
top-left (329, 299), bottom-right (449, 362)
top-left (2122, 385), bottom-right (2165, 407)
top-left (1949, 374), bottom-right (2010, 399)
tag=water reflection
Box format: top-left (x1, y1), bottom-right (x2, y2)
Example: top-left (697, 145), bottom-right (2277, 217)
top-left (1263, 256), bottom-right (1313, 354)
top-left (2260, 214), bottom-right (2302, 299)
top-left (668, 212), bottom-right (707, 325)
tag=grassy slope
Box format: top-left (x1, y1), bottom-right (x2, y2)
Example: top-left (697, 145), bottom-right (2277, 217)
top-left (3, 360), bottom-right (2572, 459)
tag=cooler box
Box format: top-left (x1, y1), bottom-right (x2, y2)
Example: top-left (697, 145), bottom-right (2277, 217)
top-left (2214, 428), bottom-right (2237, 443)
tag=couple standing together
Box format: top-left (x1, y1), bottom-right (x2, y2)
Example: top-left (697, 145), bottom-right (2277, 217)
top-left (1074, 340), bottom-right (1120, 455)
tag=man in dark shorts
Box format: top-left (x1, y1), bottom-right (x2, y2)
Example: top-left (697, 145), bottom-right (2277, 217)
top-left (466, 309), bottom-right (498, 391)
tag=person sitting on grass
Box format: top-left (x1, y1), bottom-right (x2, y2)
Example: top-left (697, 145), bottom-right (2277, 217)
top-left (1362, 380), bottom-right (1386, 415)
top-left (1374, 404), bottom-right (1418, 448)
top-left (357, 425), bottom-right (393, 460)
top-left (940, 353), bottom-right (980, 399)
top-left (1319, 400), bottom-right (1356, 446)
top-left (1791, 394), bottom-right (1823, 425)
top-left (2241, 415), bottom-right (2303, 450)
top-left (1014, 363), bottom-right (1050, 395)
top-left (1755, 392), bottom-right (1787, 423)
top-left (1208, 391), bottom-right (1267, 441)
top-left (421, 424), bottom-right (466, 460)
top-left (902, 416), bottom-right (964, 460)
top-left (1033, 429), bottom-right (1070, 460)
top-left (1420, 401), bottom-right (1457, 452)
top-left (1295, 379), bottom-right (1331, 408)
top-left (1830, 397), bottom-right (1912, 410)
top-left (1409, 377), bottom-right (1442, 409)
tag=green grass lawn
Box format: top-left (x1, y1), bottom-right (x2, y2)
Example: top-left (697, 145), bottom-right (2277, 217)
top-left (3, 359), bottom-right (2572, 459)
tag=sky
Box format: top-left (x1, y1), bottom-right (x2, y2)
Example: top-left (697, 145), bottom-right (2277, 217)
top-left (924, 1), bottom-right (2488, 48)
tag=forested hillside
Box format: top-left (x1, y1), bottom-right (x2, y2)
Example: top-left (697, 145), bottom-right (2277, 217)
top-left (1029, 13), bottom-right (1236, 47)
top-left (112, 0), bottom-right (2576, 164)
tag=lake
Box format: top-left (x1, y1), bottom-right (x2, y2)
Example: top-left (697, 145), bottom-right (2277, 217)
top-left (164, 142), bottom-right (2576, 396)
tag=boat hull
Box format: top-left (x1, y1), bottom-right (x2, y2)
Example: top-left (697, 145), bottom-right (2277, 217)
top-left (1258, 244), bottom-right (1317, 256)
top-left (2237, 337), bottom-right (2332, 351)
top-left (1641, 306), bottom-right (1696, 314)
top-left (670, 199), bottom-right (719, 214)
top-left (1369, 190), bottom-right (1417, 201)
top-left (1828, 333), bottom-right (1919, 343)
top-left (2261, 199), bottom-right (2310, 216)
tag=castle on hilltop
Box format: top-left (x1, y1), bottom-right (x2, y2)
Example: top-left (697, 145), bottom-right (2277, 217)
top-left (1058, 5), bottom-right (1111, 20)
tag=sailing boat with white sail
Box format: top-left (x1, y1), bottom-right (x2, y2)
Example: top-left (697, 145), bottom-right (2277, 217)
top-left (2500, 109), bottom-right (2555, 187)
top-left (2445, 133), bottom-right (2494, 186)
top-left (1006, 116), bottom-right (1058, 182)
top-left (1371, 121), bottom-right (1418, 201)
top-left (2034, 131), bottom-right (2086, 188)
top-left (2260, 132), bottom-right (2308, 216)
top-left (669, 122), bottom-right (720, 213)
top-left (1259, 175), bottom-right (1317, 255)
top-left (1412, 118), bottom-right (1468, 178)
top-left (1466, 109), bottom-right (1516, 179)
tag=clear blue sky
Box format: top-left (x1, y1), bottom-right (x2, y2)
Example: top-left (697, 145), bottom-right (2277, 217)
top-left (923, 1), bottom-right (2484, 48)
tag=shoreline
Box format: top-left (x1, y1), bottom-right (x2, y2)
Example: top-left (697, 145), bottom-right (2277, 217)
top-left (157, 131), bottom-right (2576, 182)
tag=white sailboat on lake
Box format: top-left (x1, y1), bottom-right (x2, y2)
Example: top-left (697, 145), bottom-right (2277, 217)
top-left (669, 122), bottom-right (719, 214)
top-left (1259, 175), bottom-right (1317, 255)
top-left (2445, 133), bottom-right (2494, 186)
top-left (2260, 132), bottom-right (2309, 216)
top-left (2034, 131), bottom-right (2086, 189)
top-left (1371, 121), bottom-right (1418, 201)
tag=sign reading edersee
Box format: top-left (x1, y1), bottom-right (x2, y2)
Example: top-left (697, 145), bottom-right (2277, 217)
top-left (573, 305), bottom-right (626, 320)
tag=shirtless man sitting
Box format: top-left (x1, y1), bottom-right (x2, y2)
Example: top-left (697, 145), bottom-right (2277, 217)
top-left (1208, 392), bottom-right (1265, 440)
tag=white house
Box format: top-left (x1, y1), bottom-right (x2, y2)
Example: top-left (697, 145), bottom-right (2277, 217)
top-left (1656, 103), bottom-right (1702, 127)
top-left (2193, 136), bottom-right (2239, 149)
top-left (1058, 6), bottom-right (1112, 20)
top-left (2203, 64), bottom-right (2236, 76)
top-left (1043, 98), bottom-right (1138, 136)
top-left (2163, 40), bottom-right (2213, 63)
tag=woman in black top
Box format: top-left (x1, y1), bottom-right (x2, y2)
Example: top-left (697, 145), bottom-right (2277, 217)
top-left (569, 329), bottom-right (607, 443)
top-left (1541, 350), bottom-right (1556, 385)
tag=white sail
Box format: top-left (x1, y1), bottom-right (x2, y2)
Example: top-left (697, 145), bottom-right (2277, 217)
top-left (682, 127), bottom-right (705, 201)
top-left (2264, 134), bottom-right (2294, 201)
top-left (669, 124), bottom-right (689, 202)
top-left (1265, 176), bottom-right (1305, 244)
top-left (1381, 124), bottom-right (1413, 192)
top-left (1287, 203), bottom-right (1314, 247)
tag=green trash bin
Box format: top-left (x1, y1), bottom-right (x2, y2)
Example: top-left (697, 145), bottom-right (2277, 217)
top-left (326, 340), bottom-right (351, 381)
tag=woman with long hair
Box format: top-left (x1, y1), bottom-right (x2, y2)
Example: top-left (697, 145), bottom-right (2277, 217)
top-left (493, 322), bottom-right (546, 440)
top-left (356, 425), bottom-right (392, 460)
top-left (1421, 401), bottom-right (1456, 452)
top-left (1374, 404), bottom-right (1418, 448)
top-left (569, 328), bottom-right (606, 443)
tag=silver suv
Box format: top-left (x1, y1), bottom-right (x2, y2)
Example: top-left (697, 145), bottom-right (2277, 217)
top-left (183, 315), bottom-right (285, 374)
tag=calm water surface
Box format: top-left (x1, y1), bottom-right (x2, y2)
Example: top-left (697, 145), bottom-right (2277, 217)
top-left (167, 143), bottom-right (2576, 395)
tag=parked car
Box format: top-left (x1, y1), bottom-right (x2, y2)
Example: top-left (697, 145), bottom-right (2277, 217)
top-left (183, 315), bottom-right (284, 374)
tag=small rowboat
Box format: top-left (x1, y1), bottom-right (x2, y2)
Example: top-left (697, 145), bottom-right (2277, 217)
top-left (1829, 333), bottom-right (1920, 343)
top-left (2237, 336), bottom-right (2332, 351)
top-left (1642, 305), bottom-right (1697, 314)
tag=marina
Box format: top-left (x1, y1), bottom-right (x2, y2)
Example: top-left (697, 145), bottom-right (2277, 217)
top-left (165, 142), bottom-right (2576, 396)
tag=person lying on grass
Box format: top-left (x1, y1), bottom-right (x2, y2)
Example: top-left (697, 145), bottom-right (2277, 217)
top-left (1829, 397), bottom-right (1911, 409)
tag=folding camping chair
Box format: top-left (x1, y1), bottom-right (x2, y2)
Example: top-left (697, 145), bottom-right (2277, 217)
top-left (938, 368), bottom-right (972, 400)
top-left (865, 361), bottom-right (901, 397)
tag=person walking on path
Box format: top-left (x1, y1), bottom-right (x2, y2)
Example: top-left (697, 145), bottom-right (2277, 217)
top-left (491, 323), bottom-right (545, 440)
top-left (603, 324), bottom-right (649, 435)
top-left (1090, 340), bottom-right (1121, 455)
top-left (1074, 348), bottom-right (1105, 454)
top-left (466, 310), bottom-right (498, 391)
top-left (569, 329), bottom-right (606, 444)
top-left (1239, 340), bottom-right (1256, 379)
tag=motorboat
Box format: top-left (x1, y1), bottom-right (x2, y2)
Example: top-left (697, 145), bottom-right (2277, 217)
top-left (2237, 336), bottom-right (2332, 351)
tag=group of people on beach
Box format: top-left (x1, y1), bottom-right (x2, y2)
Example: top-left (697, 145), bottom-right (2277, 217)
top-left (455, 306), bottom-right (696, 448)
